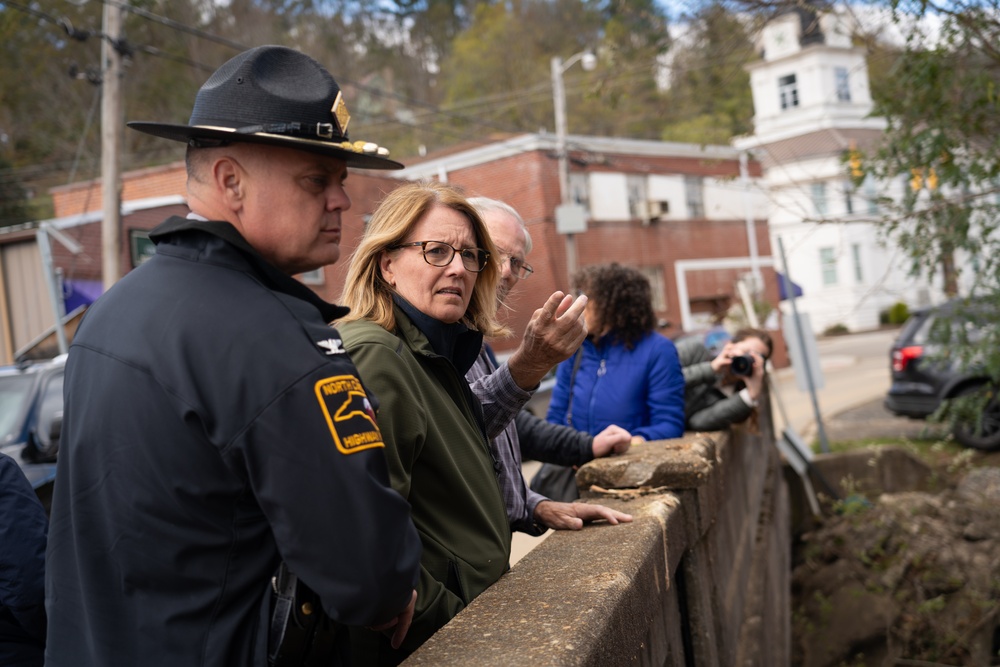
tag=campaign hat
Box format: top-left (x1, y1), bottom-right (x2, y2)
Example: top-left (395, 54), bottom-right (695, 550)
top-left (128, 45), bottom-right (402, 170)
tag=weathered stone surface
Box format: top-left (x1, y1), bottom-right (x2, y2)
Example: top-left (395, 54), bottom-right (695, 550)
top-left (403, 495), bottom-right (687, 666)
top-left (811, 446), bottom-right (935, 496)
top-left (405, 420), bottom-right (791, 666)
top-left (577, 433), bottom-right (718, 492)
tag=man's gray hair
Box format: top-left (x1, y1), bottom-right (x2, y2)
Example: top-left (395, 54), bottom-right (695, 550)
top-left (467, 196), bottom-right (532, 254)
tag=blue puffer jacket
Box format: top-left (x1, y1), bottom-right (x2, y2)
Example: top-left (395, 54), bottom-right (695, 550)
top-left (546, 331), bottom-right (686, 442)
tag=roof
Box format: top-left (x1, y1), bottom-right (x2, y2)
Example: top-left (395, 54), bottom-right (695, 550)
top-left (394, 132), bottom-right (743, 180)
top-left (741, 127), bottom-right (885, 168)
top-left (0, 195), bottom-right (188, 241)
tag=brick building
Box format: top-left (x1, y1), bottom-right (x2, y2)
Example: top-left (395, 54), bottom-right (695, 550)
top-left (395, 133), bottom-right (778, 356)
top-left (0, 132), bottom-right (781, 363)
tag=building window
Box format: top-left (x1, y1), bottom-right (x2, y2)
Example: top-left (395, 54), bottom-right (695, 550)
top-left (863, 175), bottom-right (879, 215)
top-left (685, 176), bottom-right (704, 218)
top-left (779, 74), bottom-right (799, 110)
top-left (568, 172), bottom-right (590, 209)
top-left (640, 266), bottom-right (667, 312)
top-left (835, 67), bottom-right (851, 102)
top-left (627, 175), bottom-right (647, 219)
top-left (820, 247), bottom-right (838, 285)
top-left (851, 243), bottom-right (863, 283)
top-left (811, 182), bottom-right (828, 216)
top-left (843, 181), bottom-right (854, 215)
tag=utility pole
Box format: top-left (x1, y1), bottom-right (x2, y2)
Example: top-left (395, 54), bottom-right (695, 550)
top-left (101, 1), bottom-right (123, 290)
top-left (551, 51), bottom-right (595, 287)
top-left (739, 150), bottom-right (762, 297)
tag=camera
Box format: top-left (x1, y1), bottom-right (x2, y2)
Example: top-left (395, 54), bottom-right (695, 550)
top-left (730, 354), bottom-right (755, 377)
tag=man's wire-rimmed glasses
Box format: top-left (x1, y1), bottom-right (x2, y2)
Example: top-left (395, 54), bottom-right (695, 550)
top-left (390, 240), bottom-right (490, 273)
top-left (504, 255), bottom-right (534, 280)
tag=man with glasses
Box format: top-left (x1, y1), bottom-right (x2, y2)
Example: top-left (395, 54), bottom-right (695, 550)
top-left (465, 197), bottom-right (632, 534)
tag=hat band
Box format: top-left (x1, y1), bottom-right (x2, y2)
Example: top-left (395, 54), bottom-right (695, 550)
top-left (235, 122), bottom-right (346, 142)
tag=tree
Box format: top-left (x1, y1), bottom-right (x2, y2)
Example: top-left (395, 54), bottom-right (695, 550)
top-left (858, 0), bottom-right (1000, 438)
top-left (659, 3), bottom-right (758, 145)
top-left (0, 153), bottom-right (31, 228)
top-left (439, 0), bottom-right (672, 147)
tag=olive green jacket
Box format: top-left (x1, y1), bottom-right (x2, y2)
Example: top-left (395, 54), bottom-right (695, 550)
top-left (340, 310), bottom-right (510, 663)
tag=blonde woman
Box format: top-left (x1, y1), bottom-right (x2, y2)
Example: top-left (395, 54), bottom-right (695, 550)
top-left (338, 182), bottom-right (509, 664)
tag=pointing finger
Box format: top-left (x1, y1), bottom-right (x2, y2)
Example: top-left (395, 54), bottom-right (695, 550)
top-left (539, 291), bottom-right (567, 320)
top-left (558, 293), bottom-right (588, 322)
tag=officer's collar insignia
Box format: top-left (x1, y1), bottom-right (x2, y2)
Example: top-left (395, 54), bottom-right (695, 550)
top-left (317, 338), bottom-right (345, 355)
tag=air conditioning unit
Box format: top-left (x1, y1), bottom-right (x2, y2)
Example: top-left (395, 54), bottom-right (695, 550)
top-left (639, 200), bottom-right (669, 226)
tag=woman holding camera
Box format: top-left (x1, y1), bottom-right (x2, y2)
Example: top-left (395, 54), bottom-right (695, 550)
top-left (676, 328), bottom-right (773, 432)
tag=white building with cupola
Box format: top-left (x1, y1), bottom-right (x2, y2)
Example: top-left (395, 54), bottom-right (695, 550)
top-left (734, 7), bottom-right (941, 333)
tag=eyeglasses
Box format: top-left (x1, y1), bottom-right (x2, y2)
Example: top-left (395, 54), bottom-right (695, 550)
top-left (390, 240), bottom-right (490, 273)
top-left (494, 249), bottom-right (533, 279)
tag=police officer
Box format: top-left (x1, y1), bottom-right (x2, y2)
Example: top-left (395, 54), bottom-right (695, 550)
top-left (45, 46), bottom-right (422, 666)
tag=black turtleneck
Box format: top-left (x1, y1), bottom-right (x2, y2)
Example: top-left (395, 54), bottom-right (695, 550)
top-left (392, 294), bottom-right (483, 376)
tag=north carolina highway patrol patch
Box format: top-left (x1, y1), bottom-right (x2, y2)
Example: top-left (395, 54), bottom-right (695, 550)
top-left (314, 375), bottom-right (384, 455)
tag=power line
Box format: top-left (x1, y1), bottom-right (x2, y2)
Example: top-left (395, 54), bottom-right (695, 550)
top-left (99, 0), bottom-right (246, 51)
top-left (3, 0), bottom-right (765, 183)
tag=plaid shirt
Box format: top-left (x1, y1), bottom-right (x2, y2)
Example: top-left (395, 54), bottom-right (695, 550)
top-left (467, 347), bottom-right (548, 536)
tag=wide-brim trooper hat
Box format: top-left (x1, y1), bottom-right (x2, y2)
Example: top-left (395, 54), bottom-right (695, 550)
top-left (128, 45), bottom-right (402, 170)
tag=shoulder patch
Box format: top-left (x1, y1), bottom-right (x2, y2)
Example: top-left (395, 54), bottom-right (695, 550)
top-left (314, 375), bottom-right (384, 455)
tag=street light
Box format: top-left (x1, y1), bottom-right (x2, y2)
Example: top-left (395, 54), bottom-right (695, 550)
top-left (551, 50), bottom-right (596, 286)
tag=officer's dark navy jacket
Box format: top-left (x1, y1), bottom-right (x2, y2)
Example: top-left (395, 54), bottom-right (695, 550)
top-left (45, 217), bottom-right (422, 667)
top-left (0, 453), bottom-right (47, 667)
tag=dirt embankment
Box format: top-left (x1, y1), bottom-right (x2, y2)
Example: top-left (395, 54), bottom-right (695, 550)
top-left (792, 458), bottom-right (1000, 666)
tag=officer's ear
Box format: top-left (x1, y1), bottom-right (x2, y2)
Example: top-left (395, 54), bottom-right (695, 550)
top-left (212, 155), bottom-right (246, 211)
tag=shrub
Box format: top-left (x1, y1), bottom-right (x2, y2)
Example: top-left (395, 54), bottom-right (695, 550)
top-left (824, 323), bottom-right (850, 336)
top-left (885, 301), bottom-right (910, 325)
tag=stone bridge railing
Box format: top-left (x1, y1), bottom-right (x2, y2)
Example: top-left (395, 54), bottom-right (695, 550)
top-left (405, 402), bottom-right (791, 666)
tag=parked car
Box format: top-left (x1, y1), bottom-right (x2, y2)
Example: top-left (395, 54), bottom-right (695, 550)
top-left (0, 355), bottom-right (65, 510)
top-left (884, 299), bottom-right (1000, 450)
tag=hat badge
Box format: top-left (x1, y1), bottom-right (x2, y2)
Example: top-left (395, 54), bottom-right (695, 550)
top-left (331, 92), bottom-right (351, 136)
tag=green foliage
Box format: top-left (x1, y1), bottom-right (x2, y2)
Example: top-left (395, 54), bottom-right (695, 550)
top-left (659, 3), bottom-right (757, 145)
top-left (0, 0), bottom-right (766, 215)
top-left (0, 153), bottom-right (30, 228)
top-left (883, 301), bottom-right (910, 325)
top-left (823, 323), bottom-right (849, 336)
top-left (835, 494), bottom-right (873, 517)
top-left (862, 4), bottom-right (1000, 298)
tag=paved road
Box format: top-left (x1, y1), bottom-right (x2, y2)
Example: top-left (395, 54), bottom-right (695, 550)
top-left (770, 328), bottom-right (898, 446)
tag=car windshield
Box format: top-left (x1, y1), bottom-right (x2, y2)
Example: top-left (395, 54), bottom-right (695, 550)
top-left (0, 374), bottom-right (35, 443)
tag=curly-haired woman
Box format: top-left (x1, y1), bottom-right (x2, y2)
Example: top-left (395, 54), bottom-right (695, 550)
top-left (546, 262), bottom-right (685, 444)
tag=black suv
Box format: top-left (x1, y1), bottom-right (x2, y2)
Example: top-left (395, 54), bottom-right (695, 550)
top-left (0, 355), bottom-right (65, 508)
top-left (884, 298), bottom-right (999, 450)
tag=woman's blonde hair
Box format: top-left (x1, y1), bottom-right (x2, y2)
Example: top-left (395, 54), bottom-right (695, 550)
top-left (340, 181), bottom-right (508, 337)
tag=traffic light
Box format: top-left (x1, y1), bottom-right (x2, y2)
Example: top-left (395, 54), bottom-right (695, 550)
top-left (847, 141), bottom-right (864, 180)
top-left (910, 167), bottom-right (938, 192)
top-left (849, 149), bottom-right (863, 178)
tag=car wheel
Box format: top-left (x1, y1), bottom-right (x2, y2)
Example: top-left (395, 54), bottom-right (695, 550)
top-left (952, 390), bottom-right (1000, 451)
